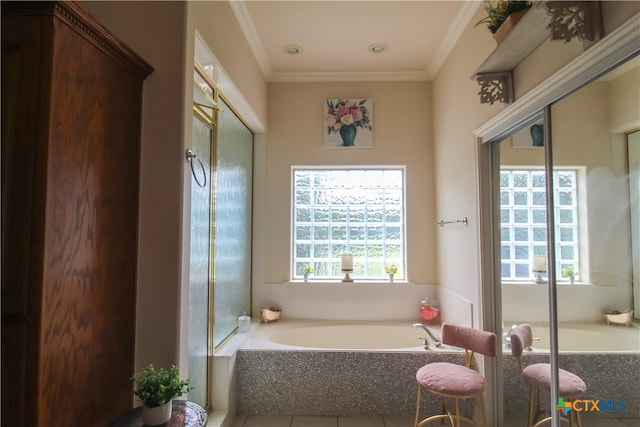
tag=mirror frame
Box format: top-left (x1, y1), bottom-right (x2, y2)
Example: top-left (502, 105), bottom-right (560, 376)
top-left (475, 13), bottom-right (640, 427)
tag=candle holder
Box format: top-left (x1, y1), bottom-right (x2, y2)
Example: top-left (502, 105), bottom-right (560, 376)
top-left (532, 269), bottom-right (547, 284)
top-left (340, 253), bottom-right (354, 283)
top-left (341, 270), bottom-right (353, 283)
top-left (532, 255), bottom-right (547, 284)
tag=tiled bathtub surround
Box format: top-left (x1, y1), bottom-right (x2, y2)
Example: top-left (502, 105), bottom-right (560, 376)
top-left (234, 320), bottom-right (640, 422)
top-left (236, 349), bottom-right (639, 421)
top-left (236, 350), bottom-right (469, 417)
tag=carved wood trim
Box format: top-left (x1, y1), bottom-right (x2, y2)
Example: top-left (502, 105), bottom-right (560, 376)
top-left (1, 1), bottom-right (154, 77)
top-left (545, 1), bottom-right (603, 43)
top-left (475, 72), bottom-right (514, 105)
top-left (473, 1), bottom-right (605, 104)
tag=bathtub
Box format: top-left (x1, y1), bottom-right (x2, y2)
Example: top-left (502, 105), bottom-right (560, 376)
top-left (236, 320), bottom-right (639, 419)
top-left (240, 320), bottom-right (448, 351)
top-left (237, 320), bottom-right (465, 417)
top-left (503, 321), bottom-right (640, 353)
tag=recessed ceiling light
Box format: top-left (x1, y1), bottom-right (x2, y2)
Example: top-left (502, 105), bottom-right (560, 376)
top-left (283, 44), bottom-right (303, 55)
top-left (368, 43), bottom-right (389, 54)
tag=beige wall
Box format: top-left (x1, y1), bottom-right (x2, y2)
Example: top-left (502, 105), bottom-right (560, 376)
top-left (79, 0), bottom-right (639, 378)
top-left (433, 3), bottom-right (640, 328)
top-left (431, 4), bottom-right (502, 327)
top-left (609, 63), bottom-right (640, 131)
top-left (251, 81), bottom-right (443, 322)
top-left (262, 81), bottom-right (435, 283)
top-left (80, 0), bottom-right (269, 375)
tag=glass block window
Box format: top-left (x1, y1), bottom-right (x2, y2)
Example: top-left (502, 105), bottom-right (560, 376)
top-left (292, 168), bottom-right (405, 280)
top-left (500, 169), bottom-right (580, 282)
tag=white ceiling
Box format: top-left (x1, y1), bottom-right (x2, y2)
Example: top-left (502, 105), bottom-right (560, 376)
top-left (230, 1), bottom-right (481, 82)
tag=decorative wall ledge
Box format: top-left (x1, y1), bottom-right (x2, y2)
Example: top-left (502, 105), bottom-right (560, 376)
top-left (472, 1), bottom-right (603, 104)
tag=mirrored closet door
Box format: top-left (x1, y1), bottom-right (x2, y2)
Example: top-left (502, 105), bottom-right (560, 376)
top-left (477, 23), bottom-right (639, 427)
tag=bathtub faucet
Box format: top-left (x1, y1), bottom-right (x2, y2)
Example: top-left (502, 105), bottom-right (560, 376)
top-left (412, 323), bottom-right (442, 348)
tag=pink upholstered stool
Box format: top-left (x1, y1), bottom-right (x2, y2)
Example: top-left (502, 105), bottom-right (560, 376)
top-left (509, 324), bottom-right (587, 427)
top-left (414, 323), bottom-right (496, 427)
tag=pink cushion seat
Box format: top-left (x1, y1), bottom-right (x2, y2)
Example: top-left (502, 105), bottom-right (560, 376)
top-left (416, 362), bottom-right (485, 398)
top-left (522, 363), bottom-right (587, 399)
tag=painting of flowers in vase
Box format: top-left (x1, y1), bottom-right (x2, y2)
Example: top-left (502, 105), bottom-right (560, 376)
top-left (324, 98), bottom-right (373, 148)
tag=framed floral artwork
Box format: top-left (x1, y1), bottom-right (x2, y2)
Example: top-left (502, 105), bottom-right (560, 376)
top-left (324, 98), bottom-right (373, 148)
top-left (512, 121), bottom-right (544, 148)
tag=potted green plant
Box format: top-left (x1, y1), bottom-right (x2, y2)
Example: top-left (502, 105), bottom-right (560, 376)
top-left (562, 265), bottom-right (577, 284)
top-left (298, 264), bottom-right (314, 281)
top-left (384, 263), bottom-right (398, 282)
top-left (475, 1), bottom-right (532, 43)
top-left (131, 364), bottom-right (194, 425)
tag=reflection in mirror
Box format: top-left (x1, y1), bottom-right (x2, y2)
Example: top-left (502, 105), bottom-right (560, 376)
top-left (499, 120), bottom-right (548, 283)
top-left (551, 56), bottom-right (638, 290)
top-left (498, 118), bottom-right (553, 424)
top-left (629, 130), bottom-right (640, 317)
top-left (498, 56), bottom-right (640, 425)
top-left (550, 55), bottom-right (639, 420)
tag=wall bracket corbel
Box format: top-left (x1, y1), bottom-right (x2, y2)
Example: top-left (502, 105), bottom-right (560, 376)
top-left (475, 71), bottom-right (514, 105)
top-left (546, 1), bottom-right (603, 43)
top-left (472, 1), bottom-right (603, 105)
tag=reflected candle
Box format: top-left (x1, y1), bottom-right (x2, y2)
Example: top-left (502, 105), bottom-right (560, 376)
top-left (341, 253), bottom-right (353, 271)
top-left (533, 255), bottom-right (547, 272)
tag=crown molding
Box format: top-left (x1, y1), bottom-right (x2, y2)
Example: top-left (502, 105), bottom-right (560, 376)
top-left (229, 0), bottom-right (273, 80)
top-left (426, 1), bottom-right (482, 78)
top-left (269, 70), bottom-right (431, 83)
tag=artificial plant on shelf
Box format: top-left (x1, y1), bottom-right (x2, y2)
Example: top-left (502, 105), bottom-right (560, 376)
top-left (475, 1), bottom-right (532, 34)
top-left (384, 264), bottom-right (398, 275)
top-left (384, 263), bottom-right (398, 281)
top-left (562, 265), bottom-right (578, 283)
top-left (298, 264), bottom-right (314, 281)
top-left (131, 364), bottom-right (194, 425)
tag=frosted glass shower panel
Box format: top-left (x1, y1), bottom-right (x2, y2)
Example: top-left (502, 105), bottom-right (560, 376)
top-left (188, 115), bottom-right (212, 407)
top-left (214, 99), bottom-right (253, 347)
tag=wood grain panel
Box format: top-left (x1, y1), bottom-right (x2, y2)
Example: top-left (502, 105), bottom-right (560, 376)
top-left (2, 2), bottom-right (152, 426)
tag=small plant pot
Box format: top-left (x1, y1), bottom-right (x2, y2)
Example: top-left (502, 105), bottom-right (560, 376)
top-left (388, 274), bottom-right (394, 283)
top-left (493, 8), bottom-right (529, 44)
top-left (142, 400), bottom-right (172, 426)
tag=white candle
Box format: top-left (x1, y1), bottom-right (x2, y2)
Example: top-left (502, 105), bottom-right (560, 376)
top-left (341, 253), bottom-right (353, 271)
top-left (533, 255), bottom-right (547, 272)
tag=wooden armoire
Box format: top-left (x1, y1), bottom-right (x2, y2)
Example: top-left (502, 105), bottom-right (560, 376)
top-left (1, 2), bottom-right (153, 426)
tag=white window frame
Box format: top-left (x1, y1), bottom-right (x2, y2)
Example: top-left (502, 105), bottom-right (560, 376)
top-left (291, 166), bottom-right (406, 281)
top-left (500, 166), bottom-right (584, 283)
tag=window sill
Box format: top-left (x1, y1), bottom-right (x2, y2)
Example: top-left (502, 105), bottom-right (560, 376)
top-left (502, 281), bottom-right (589, 286)
top-left (285, 280), bottom-right (412, 286)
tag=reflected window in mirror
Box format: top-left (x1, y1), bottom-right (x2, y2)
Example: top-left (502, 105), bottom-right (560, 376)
top-left (500, 167), bottom-right (583, 283)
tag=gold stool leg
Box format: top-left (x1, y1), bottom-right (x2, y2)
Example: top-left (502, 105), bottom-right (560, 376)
top-left (575, 406), bottom-right (583, 427)
top-left (527, 387), bottom-right (536, 427)
top-left (479, 393), bottom-right (487, 427)
top-left (414, 385), bottom-right (422, 427)
top-left (454, 398), bottom-right (461, 427)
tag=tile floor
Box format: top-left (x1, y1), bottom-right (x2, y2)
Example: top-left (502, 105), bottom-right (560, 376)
top-left (232, 414), bottom-right (640, 427)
